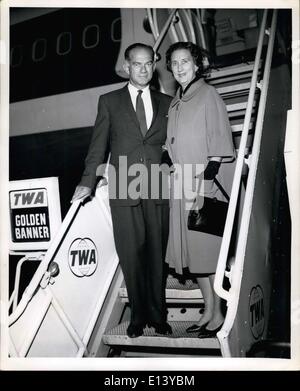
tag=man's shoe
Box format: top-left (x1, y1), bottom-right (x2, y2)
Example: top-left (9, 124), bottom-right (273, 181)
top-left (148, 322), bottom-right (172, 335)
top-left (126, 323), bottom-right (144, 338)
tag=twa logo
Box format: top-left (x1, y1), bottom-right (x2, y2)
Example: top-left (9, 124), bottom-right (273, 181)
top-left (68, 238), bottom-right (98, 277)
top-left (10, 189), bottom-right (48, 209)
top-left (249, 285), bottom-right (265, 339)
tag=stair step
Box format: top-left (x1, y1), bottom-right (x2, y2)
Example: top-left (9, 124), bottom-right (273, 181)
top-left (103, 321), bottom-right (220, 350)
top-left (226, 99), bottom-right (258, 113)
top-left (166, 277), bottom-right (202, 299)
top-left (119, 277), bottom-right (203, 302)
top-left (231, 122), bottom-right (254, 133)
top-left (228, 109), bottom-right (256, 120)
top-left (216, 82), bottom-right (251, 97)
top-left (208, 62), bottom-right (257, 80)
top-left (209, 72), bottom-right (253, 86)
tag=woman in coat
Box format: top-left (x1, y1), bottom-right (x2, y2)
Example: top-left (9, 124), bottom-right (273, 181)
top-left (164, 42), bottom-right (236, 337)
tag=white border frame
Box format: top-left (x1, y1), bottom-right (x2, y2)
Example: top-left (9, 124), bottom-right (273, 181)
top-left (1, 0), bottom-right (299, 371)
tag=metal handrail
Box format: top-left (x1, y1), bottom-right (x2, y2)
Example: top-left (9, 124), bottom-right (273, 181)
top-left (176, 11), bottom-right (188, 42)
top-left (153, 9), bottom-right (159, 40)
top-left (10, 253), bottom-right (45, 311)
top-left (146, 9), bottom-right (159, 40)
top-left (17, 290), bottom-right (53, 356)
top-left (183, 9), bottom-right (196, 44)
top-left (50, 288), bottom-right (86, 357)
top-left (152, 9), bottom-right (178, 53)
top-left (217, 10), bottom-right (278, 357)
top-left (214, 9), bottom-right (269, 301)
top-left (151, 9), bottom-right (201, 52)
top-left (196, 9), bottom-right (207, 50)
top-left (9, 184), bottom-right (120, 357)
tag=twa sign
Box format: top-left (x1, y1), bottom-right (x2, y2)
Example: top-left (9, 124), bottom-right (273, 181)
top-left (10, 188), bottom-right (50, 242)
top-left (68, 238), bottom-right (98, 277)
top-left (11, 189), bottom-right (48, 208)
top-left (9, 178), bottom-right (61, 251)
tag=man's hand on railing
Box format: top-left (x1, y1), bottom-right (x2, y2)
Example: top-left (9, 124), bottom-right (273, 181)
top-left (71, 185), bottom-right (92, 203)
top-left (96, 176), bottom-right (108, 188)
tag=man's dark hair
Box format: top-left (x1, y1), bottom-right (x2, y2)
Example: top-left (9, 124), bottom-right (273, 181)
top-left (124, 43), bottom-right (155, 61)
top-left (166, 41), bottom-right (208, 77)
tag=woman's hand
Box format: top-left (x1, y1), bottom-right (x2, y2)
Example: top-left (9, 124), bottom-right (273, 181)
top-left (203, 160), bottom-right (221, 180)
top-left (160, 150), bottom-right (175, 175)
top-left (161, 150), bottom-right (173, 166)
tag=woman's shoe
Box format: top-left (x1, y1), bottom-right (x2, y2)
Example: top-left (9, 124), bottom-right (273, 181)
top-left (186, 322), bottom-right (209, 333)
top-left (197, 323), bottom-right (223, 338)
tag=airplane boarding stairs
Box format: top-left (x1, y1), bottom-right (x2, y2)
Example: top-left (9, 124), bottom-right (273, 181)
top-left (95, 60), bottom-right (261, 358)
top-left (8, 9), bottom-right (291, 358)
top-left (8, 61), bottom-right (261, 358)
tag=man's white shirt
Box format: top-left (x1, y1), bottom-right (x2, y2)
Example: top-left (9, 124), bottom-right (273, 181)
top-left (128, 83), bottom-right (153, 129)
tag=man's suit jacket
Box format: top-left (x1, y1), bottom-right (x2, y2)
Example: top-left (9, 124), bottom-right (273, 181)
top-left (80, 85), bottom-right (172, 206)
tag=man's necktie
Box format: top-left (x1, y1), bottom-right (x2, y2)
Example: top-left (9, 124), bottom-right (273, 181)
top-left (136, 90), bottom-right (148, 137)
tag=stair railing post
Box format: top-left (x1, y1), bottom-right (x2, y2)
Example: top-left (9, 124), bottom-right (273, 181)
top-left (152, 9), bottom-right (178, 53)
top-left (217, 10), bottom-right (278, 357)
top-left (226, 7), bottom-right (278, 322)
top-left (214, 9), bottom-right (269, 302)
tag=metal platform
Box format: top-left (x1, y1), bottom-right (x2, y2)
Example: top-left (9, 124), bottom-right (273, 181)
top-left (103, 321), bottom-right (220, 350)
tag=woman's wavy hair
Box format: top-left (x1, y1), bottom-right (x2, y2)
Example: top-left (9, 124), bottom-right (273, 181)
top-left (165, 42), bottom-right (210, 77)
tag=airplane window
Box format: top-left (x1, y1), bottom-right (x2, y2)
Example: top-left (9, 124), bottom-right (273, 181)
top-left (56, 32), bottom-right (72, 56)
top-left (111, 17), bottom-right (121, 42)
top-left (32, 39), bottom-right (47, 62)
top-left (10, 45), bottom-right (23, 67)
top-left (82, 24), bottom-right (100, 49)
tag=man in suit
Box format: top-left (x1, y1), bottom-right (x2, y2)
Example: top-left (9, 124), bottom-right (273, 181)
top-left (72, 43), bottom-right (172, 338)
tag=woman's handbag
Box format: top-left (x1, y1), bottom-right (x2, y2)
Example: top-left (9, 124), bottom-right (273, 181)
top-left (187, 178), bottom-right (230, 237)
